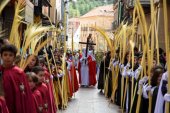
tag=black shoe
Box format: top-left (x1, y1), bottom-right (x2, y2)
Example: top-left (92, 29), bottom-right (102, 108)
top-left (81, 85), bottom-right (85, 87)
top-left (100, 90), bottom-right (103, 93)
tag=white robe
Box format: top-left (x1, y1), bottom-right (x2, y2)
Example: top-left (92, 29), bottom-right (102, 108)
top-left (80, 57), bottom-right (89, 86)
top-left (154, 72), bottom-right (168, 113)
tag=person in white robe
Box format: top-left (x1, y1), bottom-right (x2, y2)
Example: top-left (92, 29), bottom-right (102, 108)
top-left (79, 48), bottom-right (89, 87)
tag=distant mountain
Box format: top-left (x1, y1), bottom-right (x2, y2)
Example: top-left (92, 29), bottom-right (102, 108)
top-left (69, 0), bottom-right (115, 18)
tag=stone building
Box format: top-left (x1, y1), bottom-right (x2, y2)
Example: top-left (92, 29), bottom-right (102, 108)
top-left (70, 4), bottom-right (114, 52)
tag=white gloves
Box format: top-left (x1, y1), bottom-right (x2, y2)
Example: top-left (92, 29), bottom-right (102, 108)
top-left (113, 61), bottom-right (119, 67)
top-left (57, 73), bottom-right (64, 78)
top-left (127, 70), bottom-right (132, 77)
top-left (126, 63), bottom-right (130, 68)
top-left (130, 71), bottom-right (135, 77)
top-left (122, 68), bottom-right (127, 77)
top-left (134, 65), bottom-right (143, 80)
top-left (142, 83), bottom-right (152, 99)
top-left (164, 93), bottom-right (170, 102)
top-left (138, 65), bottom-right (142, 71)
top-left (138, 76), bottom-right (148, 86)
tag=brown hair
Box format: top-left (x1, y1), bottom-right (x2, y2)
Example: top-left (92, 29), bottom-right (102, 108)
top-left (26, 72), bottom-right (39, 84)
top-left (151, 65), bottom-right (164, 86)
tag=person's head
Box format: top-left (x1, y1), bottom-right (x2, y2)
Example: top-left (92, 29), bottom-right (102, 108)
top-left (153, 57), bottom-right (157, 67)
top-left (39, 57), bottom-right (45, 67)
top-left (151, 65), bottom-right (164, 86)
top-left (28, 55), bottom-right (39, 68)
top-left (0, 44), bottom-right (17, 67)
top-left (32, 66), bottom-right (45, 83)
top-left (134, 47), bottom-right (138, 53)
top-left (137, 53), bottom-right (143, 64)
top-left (106, 51), bottom-right (111, 58)
top-left (26, 72), bottom-right (39, 90)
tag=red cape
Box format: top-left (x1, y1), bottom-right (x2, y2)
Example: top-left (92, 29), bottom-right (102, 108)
top-left (67, 70), bottom-right (73, 97)
top-left (70, 64), bottom-right (79, 93)
top-left (37, 83), bottom-right (49, 113)
top-left (0, 97), bottom-right (9, 113)
top-left (44, 70), bottom-right (57, 113)
top-left (67, 60), bottom-right (79, 97)
top-left (88, 56), bottom-right (97, 86)
top-left (0, 66), bottom-right (36, 113)
top-left (32, 89), bottom-right (43, 113)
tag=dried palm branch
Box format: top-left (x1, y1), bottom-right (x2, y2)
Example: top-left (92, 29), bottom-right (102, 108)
top-left (9, 0), bottom-right (26, 50)
top-left (0, 0), bottom-right (10, 14)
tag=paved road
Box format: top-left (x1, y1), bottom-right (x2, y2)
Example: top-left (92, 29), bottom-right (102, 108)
top-left (59, 86), bottom-right (120, 113)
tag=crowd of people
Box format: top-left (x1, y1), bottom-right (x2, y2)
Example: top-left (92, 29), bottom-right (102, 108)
top-left (97, 47), bottom-right (169, 113)
top-left (1, 35), bottom-right (170, 113)
top-left (0, 38), bottom-right (97, 113)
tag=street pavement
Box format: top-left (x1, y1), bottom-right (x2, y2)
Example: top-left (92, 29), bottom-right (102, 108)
top-left (59, 86), bottom-right (120, 113)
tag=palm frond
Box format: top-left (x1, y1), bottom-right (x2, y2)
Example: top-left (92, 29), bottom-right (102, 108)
top-left (0, 0), bottom-right (10, 14)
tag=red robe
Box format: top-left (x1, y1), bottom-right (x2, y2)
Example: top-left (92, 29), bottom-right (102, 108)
top-left (0, 65), bottom-right (36, 113)
top-left (36, 83), bottom-right (49, 113)
top-left (67, 70), bottom-right (73, 97)
top-left (67, 60), bottom-right (79, 94)
top-left (0, 97), bottom-right (9, 113)
top-left (32, 89), bottom-right (43, 113)
top-left (88, 56), bottom-right (97, 86)
top-left (44, 70), bottom-right (57, 113)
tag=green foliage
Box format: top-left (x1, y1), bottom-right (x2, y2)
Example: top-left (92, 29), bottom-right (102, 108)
top-left (69, 0), bottom-right (115, 18)
top-left (95, 51), bottom-right (104, 66)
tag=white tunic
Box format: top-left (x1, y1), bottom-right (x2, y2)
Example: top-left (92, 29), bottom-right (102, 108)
top-left (80, 57), bottom-right (89, 86)
top-left (154, 72), bottom-right (168, 113)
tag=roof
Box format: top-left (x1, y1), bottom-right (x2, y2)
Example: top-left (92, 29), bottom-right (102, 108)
top-left (69, 18), bottom-right (80, 22)
top-left (80, 4), bottom-right (114, 18)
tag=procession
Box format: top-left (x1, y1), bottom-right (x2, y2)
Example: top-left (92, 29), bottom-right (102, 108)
top-left (0, 0), bottom-right (170, 113)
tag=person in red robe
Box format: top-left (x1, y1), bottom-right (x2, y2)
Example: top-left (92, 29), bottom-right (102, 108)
top-left (87, 51), bottom-right (97, 86)
top-left (0, 44), bottom-right (36, 113)
top-left (26, 72), bottom-right (43, 113)
top-left (0, 97), bottom-right (9, 113)
top-left (66, 53), bottom-right (79, 97)
top-left (39, 57), bottom-right (57, 113)
top-left (67, 58), bottom-right (79, 94)
top-left (32, 66), bottom-right (56, 113)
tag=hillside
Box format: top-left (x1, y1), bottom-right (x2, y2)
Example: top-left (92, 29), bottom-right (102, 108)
top-left (69, 0), bottom-right (115, 18)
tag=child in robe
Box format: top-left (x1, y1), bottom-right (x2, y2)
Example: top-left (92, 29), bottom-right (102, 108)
top-left (0, 97), bottom-right (9, 113)
top-left (32, 66), bottom-right (56, 113)
top-left (0, 44), bottom-right (36, 113)
top-left (39, 57), bottom-right (57, 113)
top-left (26, 72), bottom-right (43, 113)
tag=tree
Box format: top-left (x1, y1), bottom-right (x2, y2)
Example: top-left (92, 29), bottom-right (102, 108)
top-left (69, 0), bottom-right (115, 18)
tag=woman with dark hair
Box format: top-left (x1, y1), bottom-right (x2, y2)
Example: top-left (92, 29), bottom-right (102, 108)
top-left (25, 55), bottom-right (39, 72)
top-left (151, 66), bottom-right (164, 113)
top-left (140, 65), bottom-right (164, 113)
